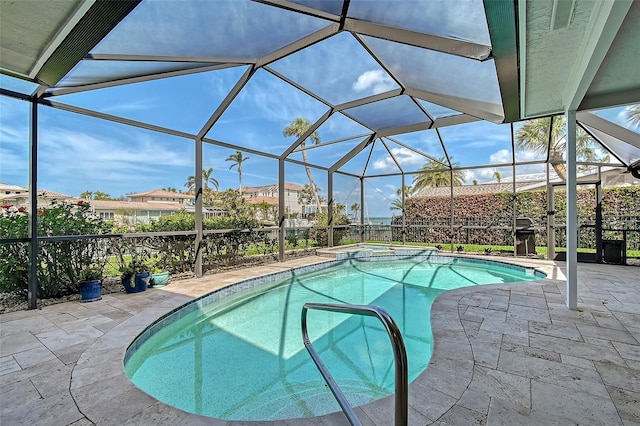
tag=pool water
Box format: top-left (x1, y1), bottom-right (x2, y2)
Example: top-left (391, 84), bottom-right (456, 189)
top-left (125, 257), bottom-right (542, 420)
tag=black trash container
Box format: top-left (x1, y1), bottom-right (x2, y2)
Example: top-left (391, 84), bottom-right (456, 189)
top-left (602, 240), bottom-right (625, 264)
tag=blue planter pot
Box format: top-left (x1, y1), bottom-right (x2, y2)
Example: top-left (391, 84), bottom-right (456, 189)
top-left (79, 280), bottom-right (102, 302)
top-left (150, 271), bottom-right (170, 287)
top-left (122, 272), bottom-right (150, 293)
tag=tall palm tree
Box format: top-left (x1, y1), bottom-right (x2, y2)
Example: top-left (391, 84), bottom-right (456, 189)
top-left (412, 157), bottom-right (465, 191)
top-left (185, 167), bottom-right (219, 203)
top-left (350, 202), bottom-right (360, 219)
top-left (515, 116), bottom-right (600, 180)
top-left (625, 104), bottom-right (640, 128)
top-left (226, 151), bottom-right (250, 194)
top-left (283, 118), bottom-right (322, 212)
top-left (493, 171), bottom-right (502, 183)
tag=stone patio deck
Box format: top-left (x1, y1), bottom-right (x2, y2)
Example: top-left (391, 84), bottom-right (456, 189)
top-left (1, 256), bottom-right (639, 425)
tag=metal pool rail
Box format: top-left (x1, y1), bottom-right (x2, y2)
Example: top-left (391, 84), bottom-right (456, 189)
top-left (301, 302), bottom-right (409, 426)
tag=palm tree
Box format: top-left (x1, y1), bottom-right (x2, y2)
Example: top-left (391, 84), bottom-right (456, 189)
top-left (624, 104), bottom-right (640, 128)
top-left (412, 157), bottom-right (465, 191)
top-left (493, 171), bottom-right (502, 183)
top-left (350, 202), bottom-right (360, 220)
top-left (515, 116), bottom-right (600, 180)
top-left (79, 191), bottom-right (93, 200)
top-left (226, 151), bottom-right (250, 194)
top-left (283, 118), bottom-right (322, 212)
top-left (185, 167), bottom-right (219, 203)
top-left (94, 191), bottom-right (111, 200)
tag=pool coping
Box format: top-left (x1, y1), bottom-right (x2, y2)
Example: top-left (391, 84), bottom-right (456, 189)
top-left (71, 255), bottom-right (556, 425)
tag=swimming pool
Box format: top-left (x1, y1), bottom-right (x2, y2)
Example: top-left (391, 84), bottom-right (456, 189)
top-left (125, 256), bottom-right (544, 421)
top-left (316, 243), bottom-right (435, 259)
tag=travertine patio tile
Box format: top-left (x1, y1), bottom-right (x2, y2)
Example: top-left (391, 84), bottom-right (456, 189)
top-left (577, 323), bottom-right (639, 344)
top-left (464, 306), bottom-right (507, 322)
top-left (0, 315), bottom-right (56, 337)
top-left (497, 349), bottom-right (610, 398)
top-left (0, 355), bottom-right (21, 376)
top-left (547, 304), bottom-right (598, 325)
top-left (509, 294), bottom-right (548, 309)
top-left (51, 339), bottom-right (97, 365)
top-left (592, 311), bottom-right (628, 330)
top-left (560, 354), bottom-right (596, 370)
top-left (29, 363), bottom-right (74, 398)
top-left (507, 304), bottom-right (550, 323)
top-left (35, 327), bottom-right (104, 352)
top-left (612, 312), bottom-right (640, 330)
top-left (0, 357), bottom-right (66, 387)
top-left (530, 332), bottom-right (626, 365)
top-left (528, 320), bottom-right (582, 340)
top-left (467, 366), bottom-right (531, 409)
top-left (0, 331), bottom-right (41, 357)
top-left (409, 381), bottom-right (458, 421)
top-left (1, 391), bottom-right (85, 426)
top-left (613, 340), bottom-right (640, 362)
top-left (456, 388), bottom-right (490, 415)
top-left (595, 362), bottom-right (640, 393)
top-left (606, 386), bottom-right (640, 425)
top-left (531, 380), bottom-right (623, 425)
top-left (12, 344), bottom-right (57, 369)
top-left (438, 404), bottom-right (486, 425)
top-left (480, 318), bottom-right (529, 338)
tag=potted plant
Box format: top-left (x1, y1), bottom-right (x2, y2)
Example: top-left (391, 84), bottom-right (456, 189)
top-left (147, 253), bottom-right (171, 287)
top-left (78, 264), bottom-right (104, 302)
top-left (121, 257), bottom-right (151, 293)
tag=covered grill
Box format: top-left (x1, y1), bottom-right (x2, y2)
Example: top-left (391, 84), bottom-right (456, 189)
top-left (515, 217), bottom-right (536, 256)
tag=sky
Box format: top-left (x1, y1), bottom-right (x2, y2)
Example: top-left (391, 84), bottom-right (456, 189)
top-left (1, 0), bottom-right (638, 217)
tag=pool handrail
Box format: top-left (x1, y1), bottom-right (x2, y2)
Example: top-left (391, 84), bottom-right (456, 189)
top-left (301, 302), bottom-right (408, 426)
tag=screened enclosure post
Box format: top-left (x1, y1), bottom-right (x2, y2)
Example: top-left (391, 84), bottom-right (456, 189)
top-left (449, 170), bottom-right (454, 252)
top-left (28, 98), bottom-right (38, 310)
top-left (195, 139), bottom-right (203, 277)
top-left (547, 166), bottom-right (556, 260)
top-left (278, 159), bottom-right (285, 261)
top-left (360, 177), bottom-right (364, 243)
top-left (328, 172), bottom-right (334, 248)
top-left (511, 124), bottom-right (517, 257)
top-left (595, 167), bottom-right (603, 263)
top-left (566, 111), bottom-right (578, 310)
top-left (401, 174), bottom-right (406, 245)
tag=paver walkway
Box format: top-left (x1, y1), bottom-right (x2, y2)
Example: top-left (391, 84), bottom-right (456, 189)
top-left (1, 256), bottom-right (638, 425)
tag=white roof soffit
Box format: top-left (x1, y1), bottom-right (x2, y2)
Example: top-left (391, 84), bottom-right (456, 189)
top-left (520, 0), bottom-right (634, 118)
top-left (0, 0), bottom-right (140, 87)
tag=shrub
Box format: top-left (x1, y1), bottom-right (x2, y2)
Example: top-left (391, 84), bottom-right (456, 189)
top-left (0, 201), bottom-right (111, 298)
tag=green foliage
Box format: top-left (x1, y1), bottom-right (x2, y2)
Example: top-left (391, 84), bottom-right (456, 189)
top-left (313, 207), bottom-right (351, 246)
top-left (402, 186), bottom-right (640, 251)
top-left (0, 201), bottom-right (111, 298)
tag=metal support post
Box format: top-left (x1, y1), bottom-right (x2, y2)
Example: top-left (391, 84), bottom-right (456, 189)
top-left (28, 98), bottom-right (38, 309)
top-left (195, 139), bottom-right (203, 277)
top-left (566, 111), bottom-right (578, 310)
top-left (278, 159), bottom-right (285, 261)
top-left (328, 172), bottom-right (334, 247)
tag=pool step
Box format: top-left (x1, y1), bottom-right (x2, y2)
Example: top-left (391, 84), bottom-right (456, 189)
top-left (226, 379), bottom-right (389, 421)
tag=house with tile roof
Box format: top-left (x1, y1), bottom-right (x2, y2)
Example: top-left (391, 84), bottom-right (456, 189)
top-left (242, 183), bottom-right (322, 218)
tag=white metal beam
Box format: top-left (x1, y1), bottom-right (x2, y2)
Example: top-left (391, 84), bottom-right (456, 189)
top-left (566, 110), bottom-right (578, 310)
top-left (564, 1), bottom-right (633, 111)
top-left (343, 18), bottom-right (491, 61)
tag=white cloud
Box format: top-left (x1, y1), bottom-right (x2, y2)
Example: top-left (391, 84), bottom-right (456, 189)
top-left (352, 70), bottom-right (395, 95)
top-left (372, 147), bottom-right (424, 171)
top-left (101, 99), bottom-right (159, 114)
top-left (489, 149), bottom-right (511, 164)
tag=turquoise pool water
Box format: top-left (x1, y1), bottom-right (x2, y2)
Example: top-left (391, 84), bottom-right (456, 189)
top-left (125, 257), bottom-right (543, 421)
